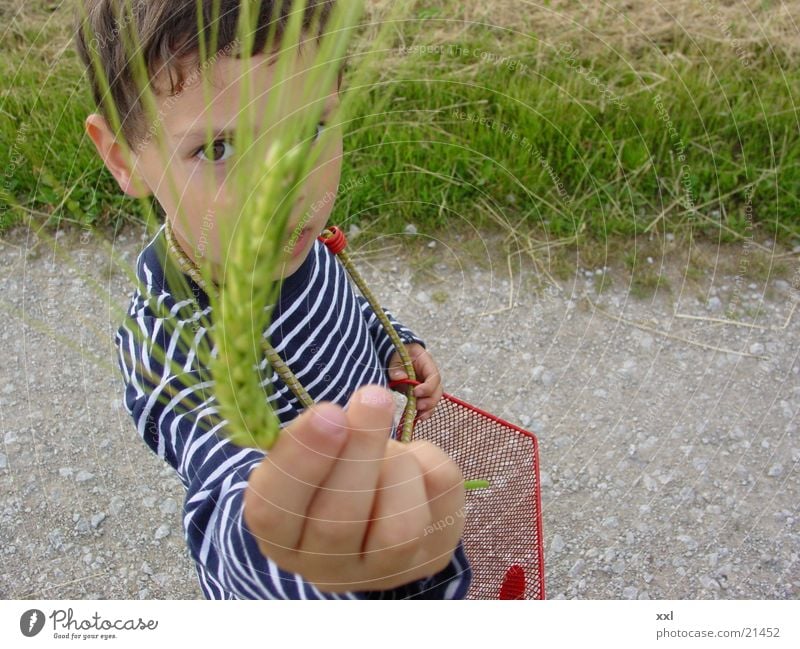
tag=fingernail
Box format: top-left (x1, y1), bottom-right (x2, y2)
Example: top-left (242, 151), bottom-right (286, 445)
top-left (311, 406), bottom-right (345, 437)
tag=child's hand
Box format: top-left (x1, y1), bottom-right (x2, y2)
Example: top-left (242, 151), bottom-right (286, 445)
top-left (243, 385), bottom-right (466, 594)
top-left (387, 343), bottom-right (443, 422)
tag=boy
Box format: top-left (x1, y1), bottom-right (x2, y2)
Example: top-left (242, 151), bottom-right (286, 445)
top-left (76, 0), bottom-right (472, 598)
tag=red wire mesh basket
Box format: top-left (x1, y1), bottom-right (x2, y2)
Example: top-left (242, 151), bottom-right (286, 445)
top-left (390, 380), bottom-right (545, 600)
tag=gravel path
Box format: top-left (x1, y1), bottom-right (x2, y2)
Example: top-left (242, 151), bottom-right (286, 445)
top-left (1, 223), bottom-right (798, 599)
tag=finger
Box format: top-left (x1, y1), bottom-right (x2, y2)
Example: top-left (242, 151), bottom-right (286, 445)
top-left (404, 441), bottom-right (465, 556)
top-left (414, 379), bottom-right (443, 409)
top-left (300, 385), bottom-right (396, 557)
top-left (387, 352), bottom-right (408, 381)
top-left (415, 400), bottom-right (438, 421)
top-left (243, 403), bottom-right (349, 554)
top-left (414, 364), bottom-right (442, 396)
top-left (414, 394), bottom-right (436, 410)
top-left (362, 441), bottom-right (431, 585)
top-left (407, 343), bottom-right (433, 368)
top-left (413, 380), bottom-right (435, 398)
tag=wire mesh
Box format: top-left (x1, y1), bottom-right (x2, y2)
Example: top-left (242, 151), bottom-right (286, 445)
top-left (393, 385), bottom-right (545, 600)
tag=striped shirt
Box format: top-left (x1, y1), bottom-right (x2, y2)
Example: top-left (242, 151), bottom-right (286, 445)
top-left (114, 224), bottom-right (472, 599)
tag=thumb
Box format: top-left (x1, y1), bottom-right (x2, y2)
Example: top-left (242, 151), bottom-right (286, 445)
top-left (388, 366), bottom-right (407, 380)
top-left (387, 354), bottom-right (407, 380)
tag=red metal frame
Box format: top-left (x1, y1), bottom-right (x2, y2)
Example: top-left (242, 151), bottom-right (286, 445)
top-left (389, 379), bottom-right (546, 600)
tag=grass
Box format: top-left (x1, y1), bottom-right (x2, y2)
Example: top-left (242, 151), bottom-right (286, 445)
top-left (2, 0), bottom-right (799, 262)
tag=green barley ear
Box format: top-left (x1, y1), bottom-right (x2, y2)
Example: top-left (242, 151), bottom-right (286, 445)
top-left (72, 0), bottom-right (409, 447)
top-left (207, 0), bottom-right (364, 449)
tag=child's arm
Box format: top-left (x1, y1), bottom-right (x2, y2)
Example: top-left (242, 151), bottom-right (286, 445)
top-left (115, 297), bottom-right (471, 599)
top-left (355, 295), bottom-right (426, 369)
top-left (355, 296), bottom-right (443, 421)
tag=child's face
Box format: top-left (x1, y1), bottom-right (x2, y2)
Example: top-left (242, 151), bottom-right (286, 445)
top-left (95, 44), bottom-right (342, 283)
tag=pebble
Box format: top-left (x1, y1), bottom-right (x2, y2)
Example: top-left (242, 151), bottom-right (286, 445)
top-left (159, 498), bottom-right (178, 515)
top-left (541, 370), bottom-right (556, 387)
top-left (622, 586), bottom-right (638, 599)
top-left (75, 470), bottom-right (95, 483)
top-left (459, 342), bottom-right (480, 356)
top-left (569, 559), bottom-right (585, 578)
top-left (0, 453), bottom-right (6, 470)
top-left (152, 573), bottom-right (169, 588)
top-left (618, 359), bottom-right (637, 377)
top-left (403, 223), bottom-right (418, 235)
top-left (4, 431), bottom-right (19, 444)
top-left (58, 467), bottom-right (73, 478)
top-left (767, 464), bottom-right (783, 478)
top-left (749, 342), bottom-right (765, 355)
top-left (47, 530), bottom-right (64, 551)
top-left (90, 513), bottom-right (106, 529)
top-left (154, 524), bottom-right (171, 540)
top-left (707, 296), bottom-right (723, 312)
top-left (550, 534), bottom-right (565, 554)
top-left (531, 365), bottom-right (544, 381)
top-left (109, 496), bottom-right (125, 516)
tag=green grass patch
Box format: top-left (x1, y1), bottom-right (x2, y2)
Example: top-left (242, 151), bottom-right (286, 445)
top-left (1, 2), bottom-right (799, 251)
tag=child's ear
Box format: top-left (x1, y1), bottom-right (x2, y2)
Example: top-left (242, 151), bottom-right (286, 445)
top-left (84, 114), bottom-right (151, 198)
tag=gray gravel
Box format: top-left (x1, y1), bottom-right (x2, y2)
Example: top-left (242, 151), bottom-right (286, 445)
top-left (1, 223), bottom-right (798, 599)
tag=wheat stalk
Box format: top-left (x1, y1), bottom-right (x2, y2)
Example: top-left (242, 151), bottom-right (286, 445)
top-left (74, 0), bottom-right (407, 448)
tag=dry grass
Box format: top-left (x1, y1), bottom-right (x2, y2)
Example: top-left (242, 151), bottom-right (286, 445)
top-left (411, 0), bottom-right (800, 62)
top-left (6, 1), bottom-right (798, 65)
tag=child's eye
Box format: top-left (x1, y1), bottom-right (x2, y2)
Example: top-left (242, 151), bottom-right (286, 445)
top-left (195, 139), bottom-right (234, 163)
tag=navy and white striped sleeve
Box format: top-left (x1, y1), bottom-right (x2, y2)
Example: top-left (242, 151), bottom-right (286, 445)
top-left (115, 299), bottom-right (471, 599)
top-left (115, 305), bottom-right (292, 598)
top-left (355, 295), bottom-right (426, 369)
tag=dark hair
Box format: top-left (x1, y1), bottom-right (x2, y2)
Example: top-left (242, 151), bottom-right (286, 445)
top-left (75, 0), bottom-right (339, 146)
